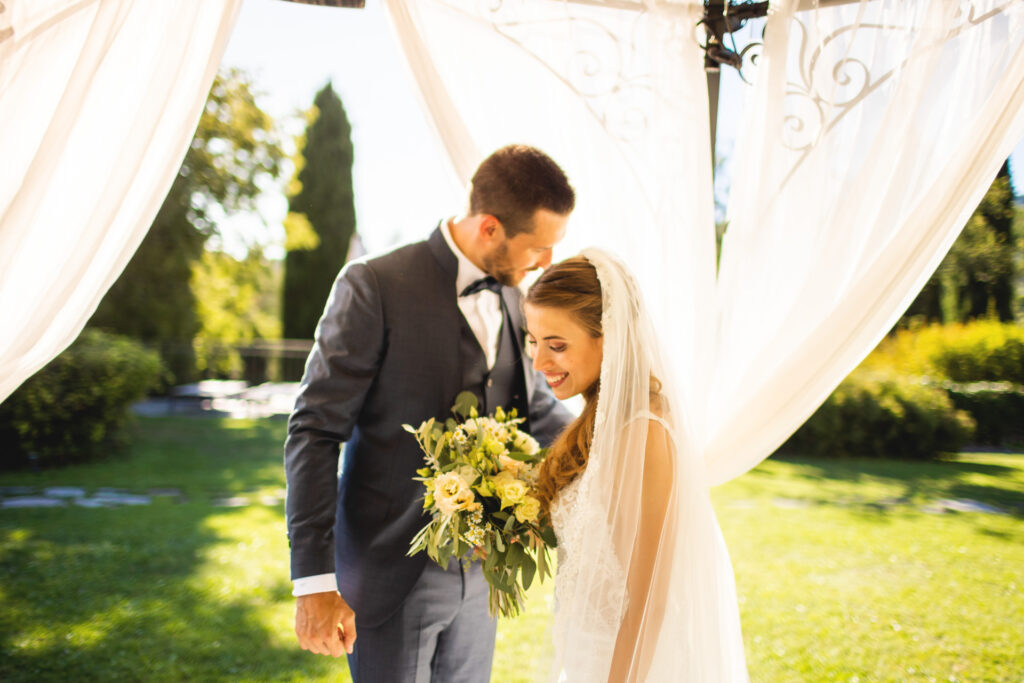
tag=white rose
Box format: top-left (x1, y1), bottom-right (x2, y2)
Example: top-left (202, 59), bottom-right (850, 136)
top-left (513, 431), bottom-right (541, 456)
top-left (434, 471), bottom-right (475, 516)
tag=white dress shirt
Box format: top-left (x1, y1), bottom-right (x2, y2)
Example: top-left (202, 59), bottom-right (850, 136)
top-left (292, 220), bottom-right (504, 597)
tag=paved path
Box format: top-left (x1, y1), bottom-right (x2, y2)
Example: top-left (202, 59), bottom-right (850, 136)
top-left (0, 486), bottom-right (286, 509)
top-left (132, 380), bottom-right (299, 419)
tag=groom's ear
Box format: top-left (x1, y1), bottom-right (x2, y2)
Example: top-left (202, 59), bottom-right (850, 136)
top-left (478, 214), bottom-right (505, 241)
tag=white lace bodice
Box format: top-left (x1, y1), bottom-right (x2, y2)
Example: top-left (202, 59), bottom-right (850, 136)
top-left (547, 411), bottom-right (674, 682)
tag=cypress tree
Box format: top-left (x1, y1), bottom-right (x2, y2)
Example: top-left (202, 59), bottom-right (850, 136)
top-left (283, 83), bottom-right (357, 340)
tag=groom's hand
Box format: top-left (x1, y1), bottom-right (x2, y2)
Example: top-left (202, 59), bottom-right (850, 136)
top-left (295, 591), bottom-right (357, 657)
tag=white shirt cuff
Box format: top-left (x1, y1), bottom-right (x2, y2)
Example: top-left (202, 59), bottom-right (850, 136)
top-left (292, 573), bottom-right (338, 597)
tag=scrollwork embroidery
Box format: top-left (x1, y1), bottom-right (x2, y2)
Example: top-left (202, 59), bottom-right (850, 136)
top-left (0, 1), bottom-right (13, 45)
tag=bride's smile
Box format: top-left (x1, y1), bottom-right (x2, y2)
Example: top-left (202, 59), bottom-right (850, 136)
top-left (523, 301), bottom-right (602, 401)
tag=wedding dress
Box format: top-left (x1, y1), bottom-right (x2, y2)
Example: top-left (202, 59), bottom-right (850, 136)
top-left (547, 249), bottom-right (749, 682)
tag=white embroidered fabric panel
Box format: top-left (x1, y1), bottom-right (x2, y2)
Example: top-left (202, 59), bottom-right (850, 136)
top-left (549, 472), bottom-right (626, 682)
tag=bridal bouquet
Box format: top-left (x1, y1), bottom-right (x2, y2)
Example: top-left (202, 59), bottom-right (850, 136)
top-left (404, 391), bottom-right (557, 618)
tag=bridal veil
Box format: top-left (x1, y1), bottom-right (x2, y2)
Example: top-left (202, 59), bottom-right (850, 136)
top-left (550, 247), bottom-right (748, 682)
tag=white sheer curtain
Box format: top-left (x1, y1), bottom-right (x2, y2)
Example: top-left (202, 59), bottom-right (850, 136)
top-left (708, 0), bottom-right (1024, 484)
top-left (384, 0), bottom-right (1024, 488)
top-left (384, 0), bottom-right (1024, 677)
top-left (0, 0), bottom-right (242, 402)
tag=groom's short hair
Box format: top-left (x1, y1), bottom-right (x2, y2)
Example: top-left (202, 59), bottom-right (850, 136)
top-left (468, 145), bottom-right (575, 239)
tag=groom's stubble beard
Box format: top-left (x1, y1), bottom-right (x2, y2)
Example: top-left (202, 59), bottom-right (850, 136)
top-left (482, 240), bottom-right (521, 287)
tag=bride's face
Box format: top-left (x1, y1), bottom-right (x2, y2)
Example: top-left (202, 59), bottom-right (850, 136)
top-left (523, 303), bottom-right (602, 400)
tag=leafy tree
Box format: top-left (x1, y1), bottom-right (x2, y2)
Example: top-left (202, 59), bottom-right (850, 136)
top-left (192, 249), bottom-right (282, 378)
top-left (89, 69), bottom-right (283, 383)
top-left (282, 82), bottom-right (357, 340)
top-left (904, 162), bottom-right (1017, 324)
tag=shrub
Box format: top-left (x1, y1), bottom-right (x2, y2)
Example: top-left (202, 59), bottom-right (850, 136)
top-left (0, 329), bottom-right (164, 469)
top-left (779, 371), bottom-right (975, 460)
top-left (864, 320), bottom-right (1024, 384)
top-left (940, 381), bottom-right (1024, 447)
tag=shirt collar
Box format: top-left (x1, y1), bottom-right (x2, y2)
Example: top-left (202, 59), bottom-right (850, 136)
top-left (441, 218), bottom-right (491, 296)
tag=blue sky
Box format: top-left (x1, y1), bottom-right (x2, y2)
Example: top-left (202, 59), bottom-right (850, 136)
top-left (218, 0), bottom-right (1024, 259)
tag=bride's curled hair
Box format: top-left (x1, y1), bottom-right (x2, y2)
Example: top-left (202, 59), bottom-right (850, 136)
top-left (525, 257), bottom-right (602, 513)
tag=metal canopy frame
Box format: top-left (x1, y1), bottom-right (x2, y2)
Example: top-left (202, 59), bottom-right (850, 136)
top-left (274, 0), bottom-right (863, 177)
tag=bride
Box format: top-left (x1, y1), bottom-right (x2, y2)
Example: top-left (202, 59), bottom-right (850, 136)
top-left (523, 249), bottom-right (749, 682)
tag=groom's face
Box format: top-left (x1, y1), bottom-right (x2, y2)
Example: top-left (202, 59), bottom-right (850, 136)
top-left (482, 209), bottom-right (568, 286)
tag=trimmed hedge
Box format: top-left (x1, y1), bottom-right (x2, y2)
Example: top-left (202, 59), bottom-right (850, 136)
top-left (941, 381), bottom-right (1024, 447)
top-left (864, 321), bottom-right (1024, 384)
top-left (0, 329), bottom-right (164, 469)
top-left (780, 371), bottom-right (975, 460)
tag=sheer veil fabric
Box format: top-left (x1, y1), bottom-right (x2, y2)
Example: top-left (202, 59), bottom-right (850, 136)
top-left (549, 248), bottom-right (747, 682)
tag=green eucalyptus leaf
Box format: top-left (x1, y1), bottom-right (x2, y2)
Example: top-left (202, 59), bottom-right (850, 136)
top-left (507, 540), bottom-right (525, 566)
top-left (505, 451), bottom-right (535, 462)
top-left (521, 554), bottom-right (537, 590)
top-left (453, 391), bottom-right (478, 418)
top-left (484, 547), bottom-right (499, 572)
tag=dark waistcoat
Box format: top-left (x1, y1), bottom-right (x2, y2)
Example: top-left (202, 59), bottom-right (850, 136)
top-left (458, 300), bottom-right (529, 420)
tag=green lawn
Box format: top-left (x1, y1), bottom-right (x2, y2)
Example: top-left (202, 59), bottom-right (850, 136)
top-left (1, 418), bottom-right (1021, 681)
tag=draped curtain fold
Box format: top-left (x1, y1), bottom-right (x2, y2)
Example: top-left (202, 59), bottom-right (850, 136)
top-left (383, 0), bottom-right (1024, 485)
top-left (0, 0), bottom-right (242, 402)
top-left (707, 0), bottom-right (1024, 484)
top-left (383, 0), bottom-right (1024, 677)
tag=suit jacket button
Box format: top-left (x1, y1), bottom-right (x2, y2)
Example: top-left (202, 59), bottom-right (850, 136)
top-left (487, 378), bottom-right (494, 387)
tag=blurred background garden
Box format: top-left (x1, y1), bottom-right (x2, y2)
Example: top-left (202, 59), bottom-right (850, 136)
top-left (2, 1), bottom-right (1024, 681)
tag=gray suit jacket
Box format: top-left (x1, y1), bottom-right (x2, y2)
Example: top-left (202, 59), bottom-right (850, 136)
top-left (284, 226), bottom-right (572, 627)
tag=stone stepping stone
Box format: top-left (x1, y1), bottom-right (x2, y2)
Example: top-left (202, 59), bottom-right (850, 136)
top-left (212, 496), bottom-right (249, 508)
top-left (90, 492), bottom-right (151, 506)
top-left (43, 487), bottom-right (85, 498)
top-left (2, 497), bottom-right (66, 508)
top-left (921, 498), bottom-right (1006, 515)
top-left (771, 497), bottom-right (811, 509)
top-left (74, 498), bottom-right (115, 508)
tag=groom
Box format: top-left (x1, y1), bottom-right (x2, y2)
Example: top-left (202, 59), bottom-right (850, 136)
top-left (284, 144), bottom-right (575, 682)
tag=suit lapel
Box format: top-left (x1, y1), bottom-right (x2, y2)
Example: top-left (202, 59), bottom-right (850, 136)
top-left (502, 287), bottom-right (535, 400)
top-left (425, 224), bottom-right (466, 409)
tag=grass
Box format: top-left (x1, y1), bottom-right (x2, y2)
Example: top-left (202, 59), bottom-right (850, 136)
top-left (1, 418), bottom-right (1022, 681)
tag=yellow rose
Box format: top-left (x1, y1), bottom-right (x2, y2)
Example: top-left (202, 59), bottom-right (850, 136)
top-left (490, 470), bottom-right (527, 509)
top-left (514, 495), bottom-right (541, 523)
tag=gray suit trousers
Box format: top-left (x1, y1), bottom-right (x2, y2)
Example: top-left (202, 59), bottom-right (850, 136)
top-left (346, 558), bottom-right (497, 683)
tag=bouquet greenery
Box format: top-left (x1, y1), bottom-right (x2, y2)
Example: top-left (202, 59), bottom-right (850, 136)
top-left (404, 391), bottom-right (558, 618)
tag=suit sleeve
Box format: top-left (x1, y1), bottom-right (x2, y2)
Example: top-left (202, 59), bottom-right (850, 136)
top-left (284, 261), bottom-right (385, 580)
top-left (526, 366), bottom-right (574, 447)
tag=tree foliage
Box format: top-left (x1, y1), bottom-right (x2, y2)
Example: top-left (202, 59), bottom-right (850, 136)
top-left (89, 69), bottom-right (283, 384)
top-left (904, 162), bottom-right (1018, 324)
top-left (282, 82), bottom-right (357, 340)
top-left (192, 250), bottom-right (282, 378)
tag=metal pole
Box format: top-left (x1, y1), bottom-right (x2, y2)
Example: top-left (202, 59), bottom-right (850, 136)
top-left (707, 68), bottom-right (720, 184)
